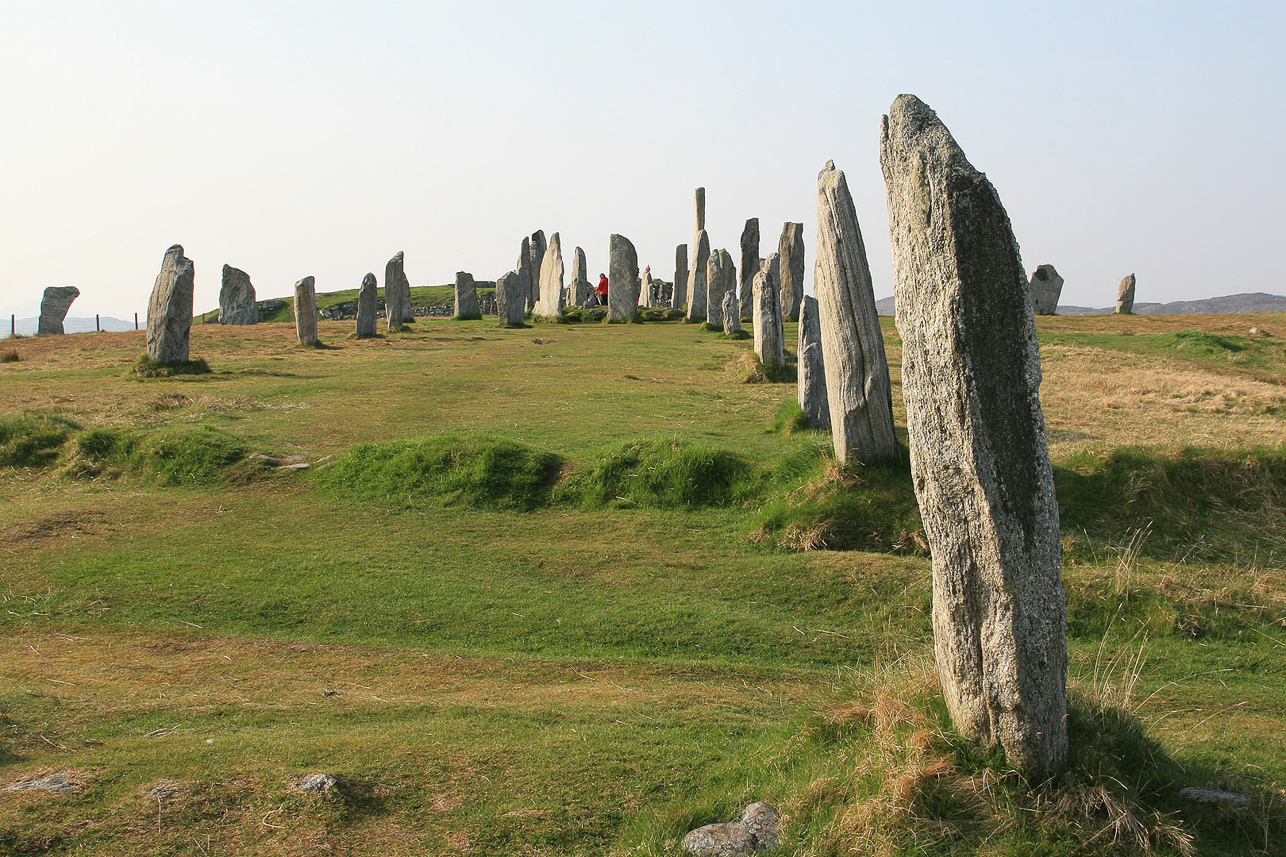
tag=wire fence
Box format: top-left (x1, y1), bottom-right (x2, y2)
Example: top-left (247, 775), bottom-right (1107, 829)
top-left (4, 313), bottom-right (142, 339)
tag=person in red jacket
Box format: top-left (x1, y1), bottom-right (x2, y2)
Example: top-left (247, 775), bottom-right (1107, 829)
top-left (596, 273), bottom-right (609, 306)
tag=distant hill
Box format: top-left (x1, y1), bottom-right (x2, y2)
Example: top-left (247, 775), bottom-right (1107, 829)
top-left (875, 292), bottom-right (1286, 317)
top-left (3, 315), bottom-right (138, 338)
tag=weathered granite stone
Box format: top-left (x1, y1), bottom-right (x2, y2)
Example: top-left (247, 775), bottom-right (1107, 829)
top-left (739, 219), bottom-right (760, 307)
top-left (1116, 273), bottom-right (1136, 314)
top-left (356, 273), bottom-right (378, 336)
top-left (881, 93), bottom-right (1067, 779)
top-left (778, 223), bottom-right (805, 322)
top-left (1179, 787), bottom-right (1250, 807)
top-left (737, 803), bottom-right (780, 851)
top-left (686, 230), bottom-right (710, 322)
top-left (797, 296), bottom-right (830, 428)
top-left (294, 276), bottom-right (319, 345)
top-left (814, 160), bottom-right (898, 464)
top-left (518, 237), bottom-right (534, 314)
top-left (535, 233), bottom-right (565, 318)
top-left (219, 265), bottom-right (258, 325)
top-left (530, 230), bottom-right (547, 306)
top-left (640, 268), bottom-right (654, 307)
top-left (719, 250), bottom-right (736, 324)
top-left (455, 271), bottom-right (481, 320)
top-left (6, 772), bottom-right (80, 794)
top-left (496, 271), bottom-right (526, 327)
top-left (753, 253), bottom-right (786, 367)
top-left (38, 286), bottom-right (79, 334)
top-left (146, 244), bottom-right (195, 364)
top-left (1028, 264), bottom-right (1063, 315)
top-left (290, 773), bottom-right (343, 792)
top-left (681, 802), bottom-right (780, 855)
top-left (607, 235), bottom-right (640, 322)
top-left (385, 251), bottom-right (408, 331)
top-left (722, 289), bottom-right (741, 336)
top-left (705, 251), bottom-right (725, 327)
top-left (694, 187), bottom-right (706, 232)
top-left (570, 246), bottom-right (591, 306)
top-left (673, 244), bottom-right (689, 311)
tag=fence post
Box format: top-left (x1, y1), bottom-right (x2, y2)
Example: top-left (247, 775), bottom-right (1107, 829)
top-left (96, 314), bottom-right (100, 332)
top-left (10, 315), bottom-right (13, 336)
top-left (134, 312), bottom-right (139, 331)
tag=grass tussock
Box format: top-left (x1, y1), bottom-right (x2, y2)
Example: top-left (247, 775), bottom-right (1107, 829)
top-left (1, 348), bottom-right (19, 363)
top-left (0, 413), bottom-right (77, 467)
top-left (62, 425), bottom-right (253, 485)
top-left (131, 354), bottom-right (212, 378)
top-left (553, 439), bottom-right (758, 509)
top-left (734, 351), bottom-right (796, 384)
top-left (772, 398), bottom-right (812, 435)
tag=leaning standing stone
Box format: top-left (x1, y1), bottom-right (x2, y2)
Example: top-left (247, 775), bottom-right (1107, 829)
top-left (814, 160), bottom-right (899, 464)
top-left (356, 273), bottom-right (378, 336)
top-left (146, 244), bottom-right (194, 364)
top-left (1028, 264), bottom-right (1063, 315)
top-left (705, 251), bottom-right (725, 327)
top-left (294, 276), bottom-right (319, 345)
top-left (739, 218), bottom-right (760, 308)
top-left (535, 233), bottom-right (565, 318)
top-left (686, 230), bottom-right (710, 322)
top-left (607, 235), bottom-right (640, 322)
top-left (38, 286), bottom-right (79, 335)
top-left (529, 230), bottom-right (547, 306)
top-left (797, 295), bottom-right (830, 427)
top-left (455, 271), bottom-right (481, 320)
top-left (570, 246), bottom-right (591, 306)
top-left (1116, 273), bottom-right (1136, 314)
top-left (496, 271), bottom-right (526, 327)
top-left (778, 223), bottom-right (805, 322)
top-left (753, 253), bottom-right (785, 367)
top-left (219, 266), bottom-right (258, 325)
top-left (673, 244), bottom-right (689, 311)
top-left (384, 251), bottom-right (408, 332)
top-left (722, 289), bottom-right (741, 336)
top-left (881, 93), bottom-right (1067, 779)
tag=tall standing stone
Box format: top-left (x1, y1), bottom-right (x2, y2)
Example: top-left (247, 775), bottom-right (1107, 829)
top-left (705, 251), bottom-right (725, 327)
top-left (518, 237), bottom-right (534, 314)
top-left (814, 160), bottom-right (899, 464)
top-left (881, 93), bottom-right (1067, 779)
top-left (356, 273), bottom-right (378, 336)
top-left (1116, 274), bottom-right (1136, 314)
top-left (385, 251), bottom-right (408, 332)
top-left (673, 244), bottom-right (689, 311)
top-left (146, 244), bottom-right (194, 364)
top-left (455, 272), bottom-right (481, 320)
top-left (529, 230), bottom-right (547, 306)
top-left (536, 233), bottom-right (565, 318)
top-left (686, 230), bottom-right (710, 322)
top-left (640, 268), bottom-right (654, 307)
top-left (496, 271), bottom-right (526, 327)
top-left (722, 289), bottom-right (741, 336)
top-left (797, 296), bottom-right (830, 428)
top-left (694, 187), bottom-right (706, 232)
top-left (1029, 264), bottom-right (1064, 315)
top-left (570, 246), bottom-right (591, 306)
top-left (778, 223), bottom-right (805, 322)
top-left (219, 265), bottom-right (258, 325)
top-left (294, 276), bottom-right (319, 346)
top-left (753, 253), bottom-right (786, 367)
top-left (607, 235), bottom-right (640, 322)
top-left (37, 286), bottom-right (79, 335)
top-left (739, 219), bottom-right (760, 304)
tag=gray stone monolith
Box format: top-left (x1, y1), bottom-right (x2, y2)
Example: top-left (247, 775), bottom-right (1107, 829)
top-left (294, 276), bottom-right (318, 345)
top-left (356, 273), bottom-right (378, 336)
top-left (739, 219), bottom-right (759, 307)
top-left (673, 244), bottom-right (689, 311)
top-left (705, 251), bottom-right (724, 327)
top-left (496, 271), bottom-right (526, 327)
top-left (694, 187), bottom-right (706, 232)
top-left (607, 235), bottom-right (639, 322)
top-left (385, 251), bottom-right (408, 331)
top-left (1029, 264), bottom-right (1063, 315)
top-left (779, 223), bottom-right (805, 322)
top-left (1116, 273), bottom-right (1136, 314)
top-left (716, 250), bottom-right (735, 328)
top-left (797, 296), bottom-right (830, 428)
top-left (686, 230), bottom-right (710, 322)
top-left (753, 253), bottom-right (785, 367)
top-left (722, 290), bottom-right (741, 336)
top-left (536, 234), bottom-right (565, 318)
top-left (38, 286), bottom-right (79, 335)
top-left (570, 246), bottom-right (590, 306)
top-left (455, 271), bottom-right (481, 320)
top-left (529, 230), bottom-right (547, 306)
top-left (219, 266), bottom-right (258, 325)
top-left (814, 160), bottom-right (898, 464)
top-left (640, 268), bottom-right (654, 307)
top-left (881, 93), bottom-right (1067, 780)
top-left (518, 237), bottom-right (533, 314)
top-left (146, 244), bottom-right (194, 364)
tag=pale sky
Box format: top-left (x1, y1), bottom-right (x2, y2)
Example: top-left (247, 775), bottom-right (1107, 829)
top-left (2, 1), bottom-right (1283, 318)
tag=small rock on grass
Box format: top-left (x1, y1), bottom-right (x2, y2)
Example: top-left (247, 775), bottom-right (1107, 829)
top-left (683, 801), bottom-right (780, 855)
top-left (1179, 787), bottom-right (1250, 806)
top-left (6, 772), bottom-right (80, 794)
top-left (290, 772), bottom-right (343, 792)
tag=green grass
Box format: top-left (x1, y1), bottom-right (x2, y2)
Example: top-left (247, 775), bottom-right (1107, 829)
top-left (1040, 328), bottom-right (1286, 383)
top-left (0, 413), bottom-right (76, 467)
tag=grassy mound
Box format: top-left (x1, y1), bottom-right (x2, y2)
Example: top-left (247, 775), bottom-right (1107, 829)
top-left (131, 355), bottom-right (213, 378)
top-left (554, 439), bottom-right (758, 509)
top-left (318, 433), bottom-right (562, 511)
top-left (1154, 330), bottom-right (1247, 357)
top-left (0, 413), bottom-right (77, 467)
top-left (771, 398), bottom-right (812, 435)
top-left (64, 425), bottom-right (253, 485)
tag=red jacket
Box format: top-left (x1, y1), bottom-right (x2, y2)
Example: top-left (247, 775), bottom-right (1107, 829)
top-left (597, 277), bottom-right (609, 295)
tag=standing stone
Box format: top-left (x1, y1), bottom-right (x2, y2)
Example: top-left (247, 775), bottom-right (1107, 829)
top-left (1028, 264), bottom-right (1063, 315)
top-left (529, 230), bottom-right (547, 306)
top-left (719, 250), bottom-right (736, 326)
top-left (146, 244), bottom-right (194, 364)
top-left (607, 235), bottom-right (640, 322)
top-left (673, 244), bottom-right (689, 311)
top-left (640, 268), bottom-right (654, 307)
top-left (37, 286), bottom-right (79, 335)
top-left (686, 230), bottom-right (710, 322)
top-left (1116, 273), bottom-right (1136, 314)
top-left (385, 251), bottom-right (409, 332)
top-left (455, 272), bottom-right (481, 320)
top-left (518, 237), bottom-right (534, 314)
top-left (778, 223), bottom-right (805, 322)
top-left (797, 296), bottom-right (830, 428)
top-left (294, 276), bottom-right (318, 345)
top-left (705, 251), bottom-right (725, 327)
top-left (722, 289), bottom-right (741, 336)
top-left (881, 93), bottom-right (1067, 779)
top-left (496, 271), bottom-right (526, 327)
top-left (356, 273), bottom-right (378, 336)
top-left (814, 160), bottom-right (899, 464)
top-left (536, 234), bottom-right (565, 318)
top-left (219, 266), bottom-right (258, 325)
top-left (753, 253), bottom-right (786, 367)
top-left (570, 246), bottom-right (591, 306)
top-left (694, 187), bottom-right (706, 232)
top-left (739, 219), bottom-right (760, 305)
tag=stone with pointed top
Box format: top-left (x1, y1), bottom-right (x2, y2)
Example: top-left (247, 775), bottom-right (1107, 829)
top-left (529, 230), bottom-right (547, 306)
top-left (797, 296), bottom-right (830, 428)
top-left (535, 234), bottom-right (565, 318)
top-left (38, 286), bottom-right (80, 335)
top-left (570, 246), bottom-right (591, 306)
top-left (356, 273), bottom-right (378, 336)
top-left (384, 252), bottom-right (409, 331)
top-left (778, 223), bottom-right (805, 322)
top-left (753, 254), bottom-right (785, 367)
top-left (686, 230), bottom-right (710, 322)
top-left (607, 235), bottom-right (640, 322)
top-left (1116, 273), bottom-right (1136, 314)
top-left (739, 219), bottom-right (760, 306)
top-left (518, 237), bottom-right (533, 314)
top-left (147, 244), bottom-right (195, 364)
top-left (219, 266), bottom-right (258, 325)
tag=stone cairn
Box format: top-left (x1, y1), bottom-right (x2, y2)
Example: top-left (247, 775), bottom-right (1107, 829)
top-left (294, 276), bottom-right (319, 345)
top-left (518, 236), bottom-right (534, 314)
top-left (687, 229), bottom-right (711, 323)
top-left (797, 295), bottom-right (830, 428)
top-left (705, 251), bottom-right (724, 327)
top-left (881, 93), bottom-right (1067, 779)
top-left (607, 234), bottom-right (640, 322)
top-left (384, 251), bottom-right (409, 332)
top-left (753, 253), bottom-right (786, 367)
top-left (814, 160), bottom-right (899, 464)
top-left (739, 218), bottom-right (759, 308)
top-left (496, 271), bottom-right (526, 327)
top-left (146, 244), bottom-right (195, 364)
top-left (569, 246), bottom-right (591, 307)
top-left (1028, 264), bottom-right (1063, 315)
top-left (778, 222), bottom-right (805, 322)
top-left (219, 265), bottom-right (258, 325)
top-left (673, 243), bottom-right (689, 313)
top-left (722, 288), bottom-right (741, 336)
top-left (1116, 273), bottom-right (1136, 314)
top-left (38, 286), bottom-right (79, 335)
top-left (529, 230), bottom-right (547, 308)
top-left (356, 273), bottom-right (378, 336)
top-left (455, 271), bottom-right (481, 320)
top-left (536, 233), bottom-right (565, 318)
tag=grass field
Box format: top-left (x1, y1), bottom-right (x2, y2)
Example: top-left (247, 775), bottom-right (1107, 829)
top-left (1, 310), bottom-right (1284, 855)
